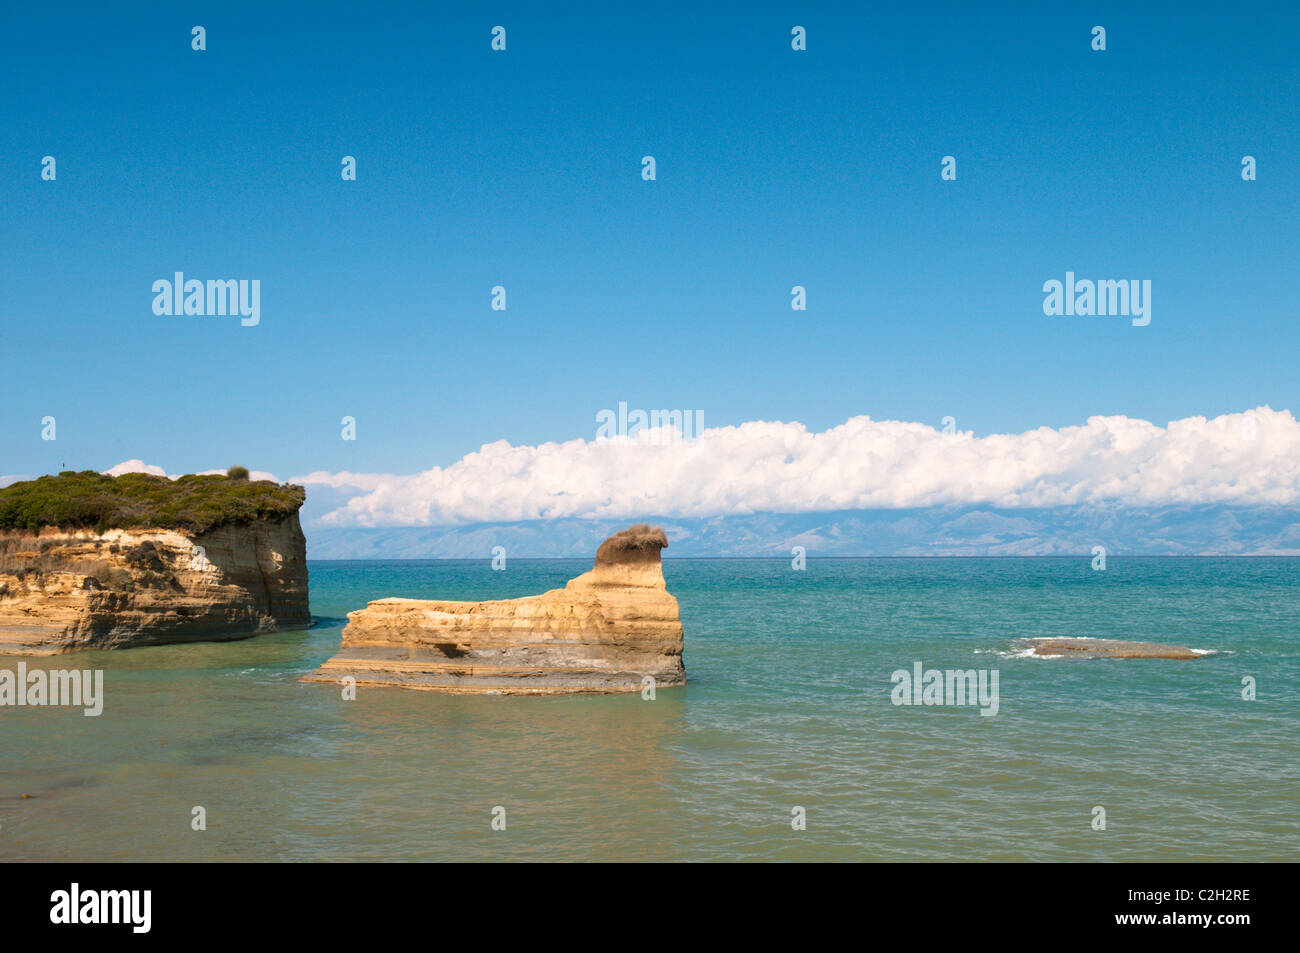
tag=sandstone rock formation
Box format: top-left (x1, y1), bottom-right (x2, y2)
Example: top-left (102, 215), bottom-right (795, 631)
top-left (1026, 637), bottom-right (1203, 659)
top-left (0, 515), bottom-right (310, 654)
top-left (304, 524), bottom-right (685, 694)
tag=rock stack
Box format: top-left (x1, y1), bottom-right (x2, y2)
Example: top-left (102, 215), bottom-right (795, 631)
top-left (304, 524), bottom-right (686, 694)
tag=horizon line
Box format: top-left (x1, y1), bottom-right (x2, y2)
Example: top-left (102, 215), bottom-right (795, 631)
top-left (303, 554), bottom-right (1300, 562)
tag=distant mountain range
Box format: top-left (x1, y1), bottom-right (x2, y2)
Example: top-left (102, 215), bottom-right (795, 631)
top-left (302, 505), bottom-right (1300, 559)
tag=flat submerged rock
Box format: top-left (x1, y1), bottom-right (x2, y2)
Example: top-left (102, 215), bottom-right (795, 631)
top-left (1025, 637), bottom-right (1203, 659)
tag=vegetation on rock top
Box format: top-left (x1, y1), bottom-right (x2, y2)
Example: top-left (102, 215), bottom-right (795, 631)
top-left (0, 470), bottom-right (304, 535)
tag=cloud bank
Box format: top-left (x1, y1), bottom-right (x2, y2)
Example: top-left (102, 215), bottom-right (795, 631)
top-left (103, 459), bottom-right (169, 477)
top-left (101, 460), bottom-right (281, 483)
top-left (290, 407), bottom-right (1300, 528)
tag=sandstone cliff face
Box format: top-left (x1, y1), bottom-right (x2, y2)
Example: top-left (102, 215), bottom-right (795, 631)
top-left (305, 524), bottom-right (685, 694)
top-left (0, 515), bottom-right (310, 654)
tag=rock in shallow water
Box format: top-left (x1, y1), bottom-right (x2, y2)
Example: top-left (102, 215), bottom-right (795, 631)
top-left (1027, 638), bottom-right (1203, 659)
top-left (303, 524), bottom-right (685, 695)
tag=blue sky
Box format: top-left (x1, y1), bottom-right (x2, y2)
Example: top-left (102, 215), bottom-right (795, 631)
top-left (3, 1), bottom-right (1298, 485)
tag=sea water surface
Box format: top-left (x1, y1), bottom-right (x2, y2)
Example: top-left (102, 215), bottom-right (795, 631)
top-left (1, 558), bottom-right (1296, 862)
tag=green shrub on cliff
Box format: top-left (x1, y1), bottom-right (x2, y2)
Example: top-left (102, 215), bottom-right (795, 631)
top-left (0, 471), bottom-right (305, 535)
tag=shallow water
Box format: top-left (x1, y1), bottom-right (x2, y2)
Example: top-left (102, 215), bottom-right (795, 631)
top-left (1, 557), bottom-right (1296, 861)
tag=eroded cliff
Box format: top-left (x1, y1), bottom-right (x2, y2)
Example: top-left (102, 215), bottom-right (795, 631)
top-left (304, 523), bottom-right (685, 694)
top-left (0, 473), bottom-right (309, 654)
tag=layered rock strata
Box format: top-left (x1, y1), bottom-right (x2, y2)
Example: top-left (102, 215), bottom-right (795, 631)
top-left (305, 524), bottom-right (685, 694)
top-left (0, 516), bottom-right (310, 654)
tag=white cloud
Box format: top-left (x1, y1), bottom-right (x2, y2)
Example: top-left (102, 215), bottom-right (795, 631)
top-left (299, 407), bottom-right (1300, 528)
top-left (289, 470), bottom-right (389, 491)
top-left (102, 462), bottom-right (281, 483)
top-left (103, 459), bottom-right (168, 477)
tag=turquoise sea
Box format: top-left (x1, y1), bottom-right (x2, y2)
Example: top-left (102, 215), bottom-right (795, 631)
top-left (1, 558), bottom-right (1297, 862)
